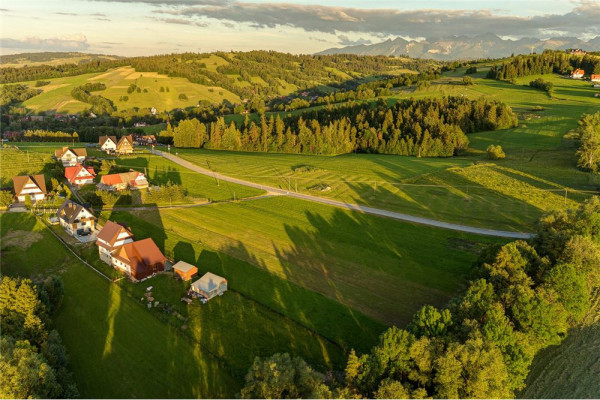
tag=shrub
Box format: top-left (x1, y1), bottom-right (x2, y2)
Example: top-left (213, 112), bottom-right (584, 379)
top-left (178, 93), bottom-right (188, 100)
top-left (486, 144), bottom-right (506, 160)
top-left (462, 76), bottom-right (474, 85)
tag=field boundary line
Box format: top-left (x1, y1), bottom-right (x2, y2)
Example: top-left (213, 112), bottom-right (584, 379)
top-left (152, 149), bottom-right (535, 239)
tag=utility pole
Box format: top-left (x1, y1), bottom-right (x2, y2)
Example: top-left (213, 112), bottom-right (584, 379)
top-left (295, 179), bottom-right (297, 193)
top-left (288, 176), bottom-right (291, 191)
top-left (564, 189), bottom-right (568, 205)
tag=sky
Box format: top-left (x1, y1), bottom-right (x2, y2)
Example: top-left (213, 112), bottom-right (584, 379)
top-left (1, 0), bottom-right (599, 56)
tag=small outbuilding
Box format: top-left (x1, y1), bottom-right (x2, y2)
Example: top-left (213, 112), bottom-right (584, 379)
top-left (190, 272), bottom-right (227, 300)
top-left (172, 261), bottom-right (199, 281)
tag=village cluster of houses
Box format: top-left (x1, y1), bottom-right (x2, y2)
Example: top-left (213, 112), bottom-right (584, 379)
top-left (570, 68), bottom-right (600, 82)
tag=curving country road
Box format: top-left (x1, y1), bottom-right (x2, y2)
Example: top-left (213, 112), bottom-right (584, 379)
top-left (152, 149), bottom-right (535, 239)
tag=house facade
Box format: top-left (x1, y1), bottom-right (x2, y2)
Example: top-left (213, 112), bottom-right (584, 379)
top-left (571, 69), bottom-right (585, 79)
top-left (591, 74), bottom-right (600, 83)
top-left (96, 220), bottom-right (134, 264)
top-left (57, 199), bottom-right (96, 237)
top-left (116, 135), bottom-right (134, 155)
top-left (111, 238), bottom-right (167, 280)
top-left (65, 163), bottom-right (96, 186)
top-left (54, 146), bottom-right (87, 167)
top-left (12, 175), bottom-right (47, 203)
top-left (100, 171), bottom-right (149, 191)
top-left (99, 136), bottom-right (118, 153)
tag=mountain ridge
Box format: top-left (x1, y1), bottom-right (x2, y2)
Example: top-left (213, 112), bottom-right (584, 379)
top-left (317, 34), bottom-right (600, 60)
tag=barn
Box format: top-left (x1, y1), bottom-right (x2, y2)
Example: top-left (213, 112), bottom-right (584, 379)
top-left (172, 261), bottom-right (199, 281)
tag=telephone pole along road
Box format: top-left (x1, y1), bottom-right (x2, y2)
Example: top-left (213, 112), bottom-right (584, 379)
top-left (152, 149), bottom-right (534, 240)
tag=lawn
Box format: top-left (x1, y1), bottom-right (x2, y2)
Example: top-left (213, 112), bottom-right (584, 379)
top-left (176, 73), bottom-right (600, 232)
top-left (0, 213), bottom-right (238, 398)
top-left (104, 196), bottom-right (507, 326)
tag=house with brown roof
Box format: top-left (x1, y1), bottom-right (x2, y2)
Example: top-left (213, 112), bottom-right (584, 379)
top-left (571, 68), bottom-right (585, 79)
top-left (115, 135), bottom-right (134, 155)
top-left (12, 175), bottom-right (47, 203)
top-left (111, 238), bottom-right (167, 280)
top-left (65, 163), bottom-right (96, 186)
top-left (54, 146), bottom-right (87, 167)
top-left (57, 199), bottom-right (97, 238)
top-left (96, 220), bottom-right (134, 264)
top-left (99, 136), bottom-right (118, 153)
top-left (100, 170), bottom-right (148, 191)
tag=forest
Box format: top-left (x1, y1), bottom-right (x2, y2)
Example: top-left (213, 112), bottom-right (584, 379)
top-left (486, 50), bottom-right (600, 81)
top-left (164, 97), bottom-right (518, 157)
top-left (240, 198), bottom-right (600, 399)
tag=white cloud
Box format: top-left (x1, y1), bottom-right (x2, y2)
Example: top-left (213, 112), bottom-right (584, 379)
top-left (1, 34), bottom-right (90, 51)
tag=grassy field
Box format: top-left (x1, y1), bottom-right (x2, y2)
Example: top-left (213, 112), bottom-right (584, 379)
top-left (19, 66), bottom-right (240, 114)
top-left (104, 195), bottom-right (507, 326)
top-left (176, 73), bottom-right (600, 232)
top-left (519, 289), bottom-right (600, 399)
top-left (0, 213), bottom-right (239, 398)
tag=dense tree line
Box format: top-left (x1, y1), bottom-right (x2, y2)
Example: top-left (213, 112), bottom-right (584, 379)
top-left (487, 50), bottom-right (600, 81)
top-left (0, 59), bottom-right (125, 84)
top-left (241, 197), bottom-right (600, 398)
top-left (22, 129), bottom-right (78, 142)
top-left (0, 276), bottom-right (78, 398)
top-left (576, 112), bottom-right (600, 173)
top-left (70, 82), bottom-right (115, 115)
top-left (0, 84), bottom-right (42, 107)
top-left (166, 97), bottom-right (517, 157)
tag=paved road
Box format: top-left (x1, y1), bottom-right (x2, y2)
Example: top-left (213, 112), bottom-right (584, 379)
top-left (153, 149), bottom-right (535, 239)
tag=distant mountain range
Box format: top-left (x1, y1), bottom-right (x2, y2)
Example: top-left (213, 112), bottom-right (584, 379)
top-left (316, 34), bottom-right (600, 60)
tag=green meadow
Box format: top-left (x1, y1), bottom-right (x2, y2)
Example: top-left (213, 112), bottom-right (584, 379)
top-left (19, 66), bottom-right (240, 114)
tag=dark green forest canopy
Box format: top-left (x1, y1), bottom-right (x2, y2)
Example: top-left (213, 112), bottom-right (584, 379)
top-left (167, 97), bottom-right (518, 157)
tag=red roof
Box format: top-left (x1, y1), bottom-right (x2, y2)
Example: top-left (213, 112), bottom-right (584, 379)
top-left (101, 173), bottom-right (124, 186)
top-left (573, 68), bottom-right (585, 75)
top-left (114, 238), bottom-right (166, 280)
top-left (64, 163), bottom-right (95, 183)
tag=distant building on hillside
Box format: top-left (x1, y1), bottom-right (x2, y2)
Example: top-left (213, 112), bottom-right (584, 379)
top-left (571, 69), bottom-right (585, 79)
top-left (570, 49), bottom-right (587, 56)
top-left (12, 174), bottom-right (46, 203)
top-left (591, 74), bottom-right (600, 83)
top-left (150, 107), bottom-right (157, 115)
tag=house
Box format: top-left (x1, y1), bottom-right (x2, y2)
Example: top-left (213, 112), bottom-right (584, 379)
top-left (150, 107), bottom-right (157, 115)
top-left (65, 163), bottom-right (96, 186)
top-left (172, 261), bottom-right (198, 281)
top-left (190, 272), bottom-right (227, 300)
top-left (100, 170), bottom-right (149, 191)
top-left (591, 74), bottom-right (600, 83)
top-left (54, 146), bottom-right (87, 167)
top-left (111, 238), bottom-right (167, 281)
top-left (57, 199), bottom-right (96, 237)
top-left (12, 175), bottom-right (46, 203)
top-left (570, 49), bottom-right (587, 56)
top-left (115, 135), bottom-right (134, 155)
top-left (571, 69), bottom-right (585, 79)
top-left (132, 134), bottom-right (157, 145)
top-left (99, 136), bottom-right (118, 153)
top-left (133, 122), bottom-right (148, 127)
top-left (96, 220), bottom-right (134, 264)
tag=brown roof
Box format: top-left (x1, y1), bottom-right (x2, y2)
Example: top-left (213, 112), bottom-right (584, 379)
top-left (55, 146), bottom-right (87, 158)
top-left (96, 220), bottom-right (133, 246)
top-left (57, 199), bottom-right (95, 224)
top-left (115, 238), bottom-right (166, 280)
top-left (99, 136), bottom-right (118, 147)
top-left (117, 135), bottom-right (133, 148)
top-left (12, 174), bottom-right (47, 195)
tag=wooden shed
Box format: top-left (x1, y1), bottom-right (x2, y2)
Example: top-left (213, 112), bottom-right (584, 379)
top-left (172, 261), bottom-right (198, 281)
top-left (191, 272), bottom-right (227, 300)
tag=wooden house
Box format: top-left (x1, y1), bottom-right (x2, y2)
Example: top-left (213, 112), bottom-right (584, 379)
top-left (116, 135), bottom-right (134, 155)
top-left (96, 220), bottom-right (134, 264)
top-left (99, 136), bottom-right (118, 153)
top-left (172, 261), bottom-right (198, 281)
top-left (191, 272), bottom-right (228, 300)
top-left (65, 163), bottom-right (96, 186)
top-left (54, 146), bottom-right (87, 167)
top-left (12, 175), bottom-right (47, 203)
top-left (111, 238), bottom-right (167, 281)
top-left (57, 199), bottom-right (96, 237)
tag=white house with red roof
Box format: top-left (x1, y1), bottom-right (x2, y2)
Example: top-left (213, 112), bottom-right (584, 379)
top-left (65, 163), bottom-right (96, 186)
top-left (571, 68), bottom-right (585, 79)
